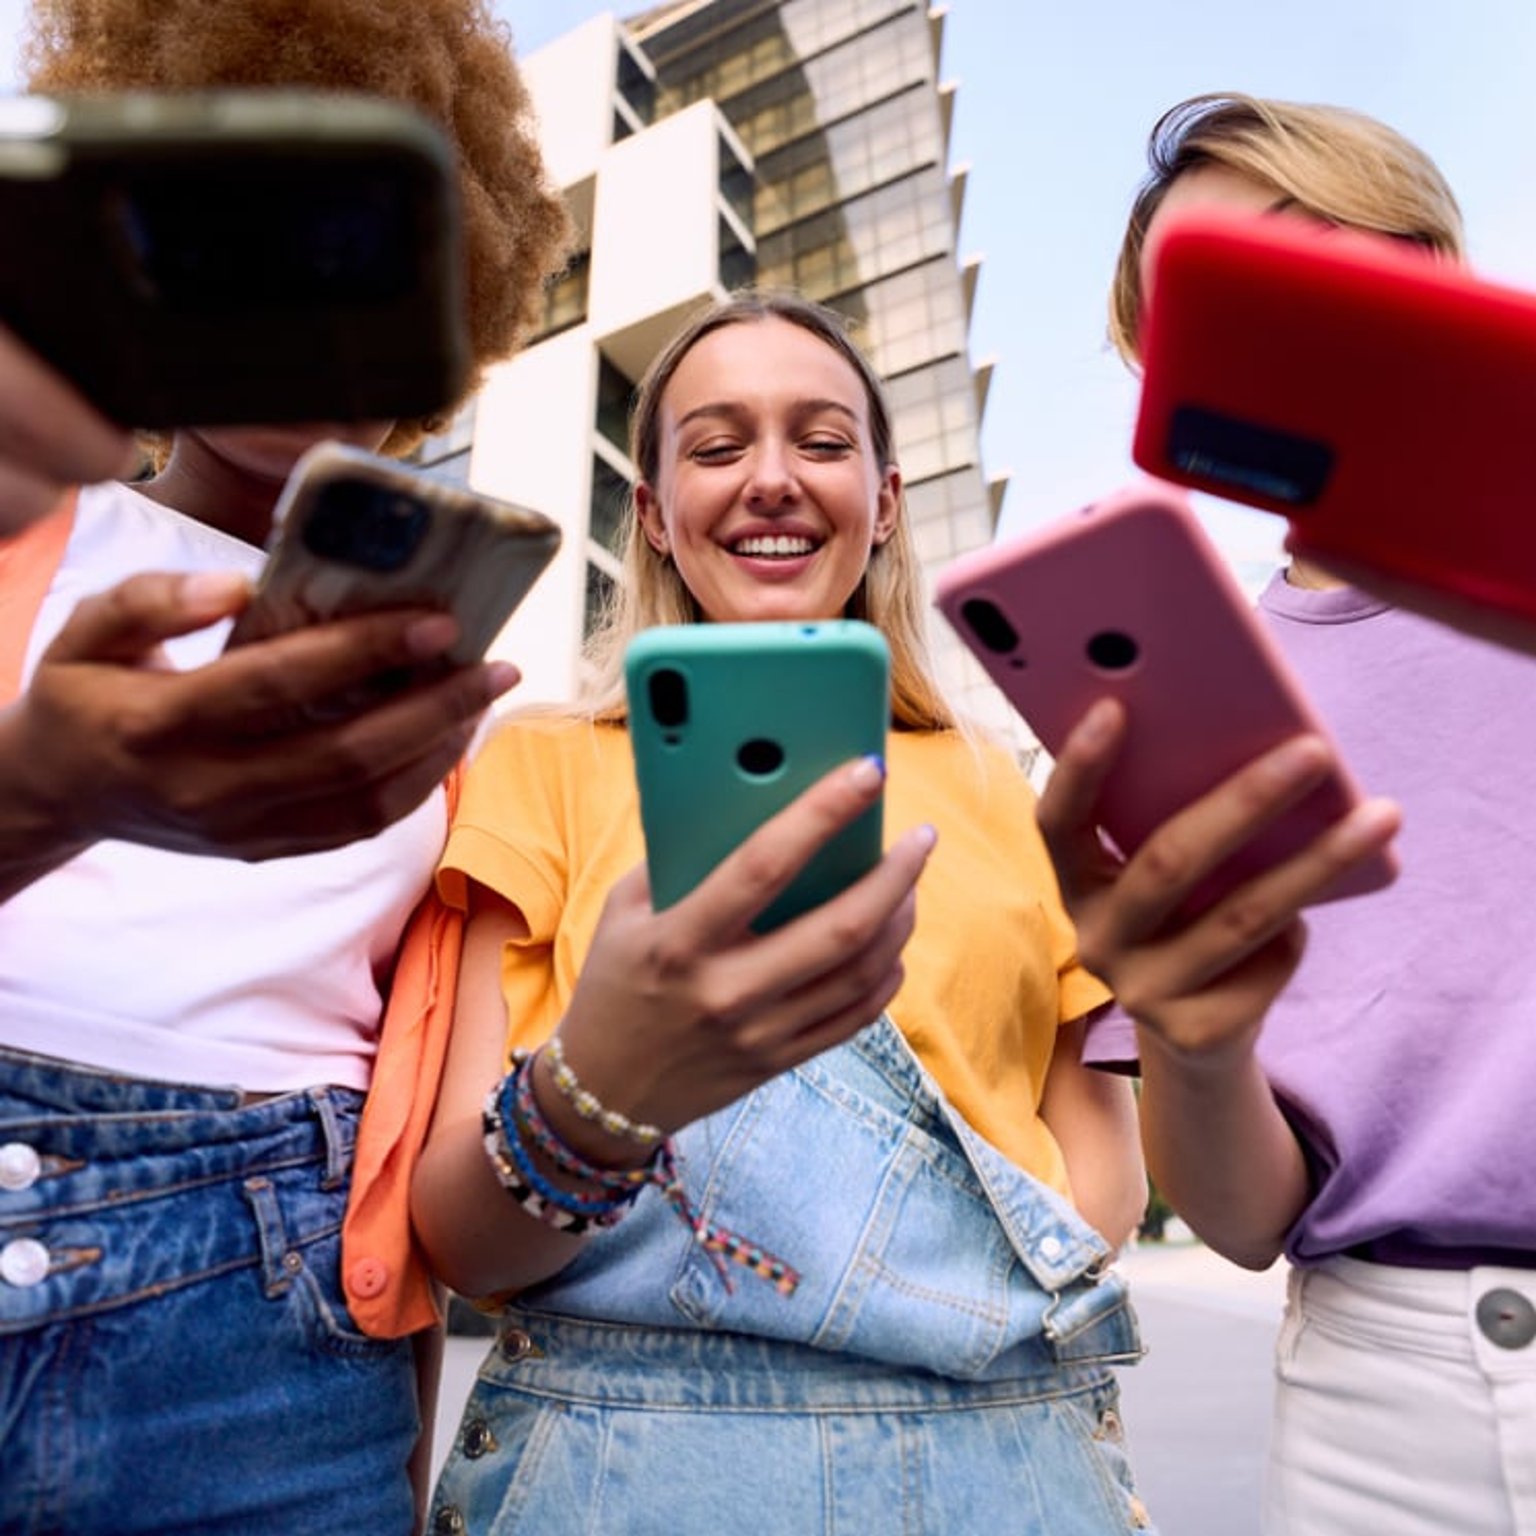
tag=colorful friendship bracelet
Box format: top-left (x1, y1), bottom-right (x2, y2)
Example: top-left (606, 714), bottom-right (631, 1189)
top-left (508, 1051), bottom-right (652, 1193)
top-left (482, 1048), bottom-right (802, 1297)
top-left (480, 1085), bottom-right (631, 1231)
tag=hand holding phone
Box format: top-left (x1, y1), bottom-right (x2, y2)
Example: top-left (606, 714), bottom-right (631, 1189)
top-left (934, 482), bottom-right (1396, 911)
top-left (1132, 208), bottom-right (1536, 652)
top-left (225, 441), bottom-right (560, 670)
top-left (624, 620), bottom-right (890, 932)
top-left (0, 89), bottom-right (466, 428)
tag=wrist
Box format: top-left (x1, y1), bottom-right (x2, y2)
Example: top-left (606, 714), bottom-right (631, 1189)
top-left (1132, 1014), bottom-right (1263, 1081)
top-left (529, 1047), bottom-right (659, 1173)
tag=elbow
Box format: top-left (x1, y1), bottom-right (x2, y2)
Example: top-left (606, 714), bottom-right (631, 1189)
top-left (1218, 1238), bottom-right (1287, 1273)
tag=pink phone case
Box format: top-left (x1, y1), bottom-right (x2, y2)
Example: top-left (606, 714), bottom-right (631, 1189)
top-left (933, 482), bottom-right (1396, 910)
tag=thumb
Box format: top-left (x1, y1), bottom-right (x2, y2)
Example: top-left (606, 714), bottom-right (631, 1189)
top-left (43, 570), bottom-right (252, 666)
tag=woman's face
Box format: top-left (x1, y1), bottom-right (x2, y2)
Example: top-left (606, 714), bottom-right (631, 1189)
top-left (183, 419), bottom-right (395, 488)
top-left (635, 316), bottom-right (900, 625)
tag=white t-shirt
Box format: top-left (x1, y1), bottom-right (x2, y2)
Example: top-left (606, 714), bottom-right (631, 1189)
top-left (0, 480), bottom-right (446, 1091)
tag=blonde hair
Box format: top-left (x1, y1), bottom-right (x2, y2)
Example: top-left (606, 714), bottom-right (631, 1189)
top-left (580, 290), bottom-right (955, 731)
top-left (1109, 92), bottom-right (1465, 364)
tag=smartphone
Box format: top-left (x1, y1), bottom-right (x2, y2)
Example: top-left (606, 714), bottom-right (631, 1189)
top-left (225, 442), bottom-right (561, 667)
top-left (625, 620), bottom-right (890, 932)
top-left (0, 89), bottom-right (466, 428)
top-left (933, 483), bottom-right (1396, 911)
top-left (1132, 207), bottom-right (1536, 650)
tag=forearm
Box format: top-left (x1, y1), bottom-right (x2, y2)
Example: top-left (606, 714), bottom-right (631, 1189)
top-left (0, 709), bottom-right (93, 903)
top-left (1040, 1020), bottom-right (1147, 1252)
top-left (410, 1107), bottom-right (599, 1302)
top-left (1135, 1030), bottom-right (1309, 1270)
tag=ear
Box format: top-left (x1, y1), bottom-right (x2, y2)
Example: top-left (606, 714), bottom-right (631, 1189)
top-left (871, 465), bottom-right (902, 547)
top-left (634, 481), bottom-right (670, 556)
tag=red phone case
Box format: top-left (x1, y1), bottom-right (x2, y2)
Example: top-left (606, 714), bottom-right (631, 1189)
top-left (933, 482), bottom-right (1396, 910)
top-left (1132, 209), bottom-right (1536, 650)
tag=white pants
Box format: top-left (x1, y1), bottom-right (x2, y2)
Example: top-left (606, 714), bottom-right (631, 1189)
top-left (1265, 1256), bottom-right (1536, 1535)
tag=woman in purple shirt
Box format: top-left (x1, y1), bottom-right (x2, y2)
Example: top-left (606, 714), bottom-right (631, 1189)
top-left (1044, 92), bottom-right (1536, 1536)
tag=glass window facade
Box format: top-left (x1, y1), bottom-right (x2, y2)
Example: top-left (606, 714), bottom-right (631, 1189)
top-left (596, 355), bottom-right (635, 457)
top-left (584, 560), bottom-right (617, 639)
top-left (530, 251), bottom-right (591, 344)
top-left (718, 11), bottom-right (934, 158)
top-left (617, 41), bottom-right (657, 125)
top-left (754, 166), bottom-right (951, 299)
top-left (589, 453), bottom-right (631, 556)
top-left (828, 260), bottom-right (967, 377)
top-left (754, 84), bottom-right (940, 234)
top-left (886, 357), bottom-right (980, 485)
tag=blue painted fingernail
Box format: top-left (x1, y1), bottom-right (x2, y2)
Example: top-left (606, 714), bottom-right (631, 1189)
top-left (849, 754), bottom-right (886, 790)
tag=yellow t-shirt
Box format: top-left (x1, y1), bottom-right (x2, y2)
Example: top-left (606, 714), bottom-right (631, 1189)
top-left (438, 715), bottom-right (1109, 1196)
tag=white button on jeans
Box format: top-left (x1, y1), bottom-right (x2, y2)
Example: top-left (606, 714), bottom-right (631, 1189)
top-left (0, 1141), bottom-right (42, 1192)
top-left (0, 1236), bottom-right (51, 1287)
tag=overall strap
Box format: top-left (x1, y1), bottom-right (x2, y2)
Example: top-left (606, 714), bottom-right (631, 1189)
top-left (0, 491), bottom-right (77, 706)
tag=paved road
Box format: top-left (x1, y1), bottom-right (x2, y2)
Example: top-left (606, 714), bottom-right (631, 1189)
top-left (431, 1239), bottom-right (1287, 1535)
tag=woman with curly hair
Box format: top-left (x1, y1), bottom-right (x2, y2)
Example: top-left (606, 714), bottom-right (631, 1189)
top-left (0, 3), bottom-right (568, 1532)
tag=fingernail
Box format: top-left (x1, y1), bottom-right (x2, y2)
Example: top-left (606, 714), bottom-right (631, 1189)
top-left (404, 613), bottom-right (459, 658)
top-left (849, 754), bottom-right (886, 791)
top-left (483, 660), bottom-right (521, 697)
top-left (179, 569), bottom-right (249, 615)
top-left (1340, 797), bottom-right (1400, 849)
top-left (1075, 700), bottom-right (1117, 748)
top-left (914, 823), bottom-right (938, 852)
top-left (1262, 736), bottom-right (1328, 785)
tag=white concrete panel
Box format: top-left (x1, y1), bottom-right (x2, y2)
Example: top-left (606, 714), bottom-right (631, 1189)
top-left (588, 100), bottom-right (723, 344)
top-left (520, 12), bottom-right (619, 192)
top-left (470, 329), bottom-right (597, 705)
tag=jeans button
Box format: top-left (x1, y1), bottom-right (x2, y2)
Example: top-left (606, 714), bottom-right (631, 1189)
top-left (0, 1142), bottom-right (41, 1192)
top-left (0, 1236), bottom-right (51, 1287)
top-left (1476, 1287), bottom-right (1536, 1350)
top-left (500, 1327), bottom-right (537, 1361)
top-left (432, 1506), bottom-right (467, 1535)
top-left (461, 1418), bottom-right (498, 1459)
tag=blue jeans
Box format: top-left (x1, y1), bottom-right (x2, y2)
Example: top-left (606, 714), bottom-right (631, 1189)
top-left (433, 1018), bottom-right (1155, 1534)
top-left (0, 1046), bottom-right (418, 1536)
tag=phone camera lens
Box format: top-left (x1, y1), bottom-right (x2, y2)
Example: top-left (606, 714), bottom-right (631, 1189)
top-left (736, 738), bottom-right (784, 778)
top-left (648, 668), bottom-right (689, 729)
top-left (960, 597), bottom-right (1019, 655)
top-left (304, 480), bottom-right (429, 573)
top-left (1086, 630), bottom-right (1139, 671)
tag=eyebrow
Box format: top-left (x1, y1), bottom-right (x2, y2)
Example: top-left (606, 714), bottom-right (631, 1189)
top-left (675, 398), bottom-right (861, 431)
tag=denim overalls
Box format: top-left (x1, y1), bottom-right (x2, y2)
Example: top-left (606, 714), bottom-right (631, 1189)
top-left (0, 1045), bottom-right (419, 1536)
top-left (433, 1017), bottom-right (1155, 1535)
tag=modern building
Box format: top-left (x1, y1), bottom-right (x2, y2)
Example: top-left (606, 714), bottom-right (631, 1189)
top-left (427, 0), bottom-right (1027, 748)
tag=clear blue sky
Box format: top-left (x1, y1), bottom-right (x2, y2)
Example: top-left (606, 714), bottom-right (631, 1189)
top-left (6, 0), bottom-right (1533, 586)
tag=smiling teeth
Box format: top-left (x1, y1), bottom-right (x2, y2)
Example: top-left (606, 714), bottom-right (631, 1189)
top-left (735, 535), bottom-right (815, 557)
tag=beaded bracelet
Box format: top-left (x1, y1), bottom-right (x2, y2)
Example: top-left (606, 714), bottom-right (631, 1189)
top-left (508, 1051), bottom-right (651, 1194)
top-left (544, 1032), bottom-right (663, 1148)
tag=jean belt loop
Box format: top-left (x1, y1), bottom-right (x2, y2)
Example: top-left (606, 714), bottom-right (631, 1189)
top-left (308, 1088), bottom-right (349, 1191)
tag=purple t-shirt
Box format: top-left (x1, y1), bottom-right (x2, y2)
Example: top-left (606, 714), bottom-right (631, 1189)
top-left (1090, 574), bottom-right (1536, 1265)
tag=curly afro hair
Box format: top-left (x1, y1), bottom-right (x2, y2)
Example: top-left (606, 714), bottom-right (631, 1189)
top-left (23, 0), bottom-right (572, 454)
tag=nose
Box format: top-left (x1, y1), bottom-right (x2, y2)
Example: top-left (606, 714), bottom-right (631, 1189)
top-left (744, 440), bottom-right (799, 509)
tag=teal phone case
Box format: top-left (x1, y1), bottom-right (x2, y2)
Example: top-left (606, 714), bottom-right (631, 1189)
top-left (625, 620), bottom-right (890, 932)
